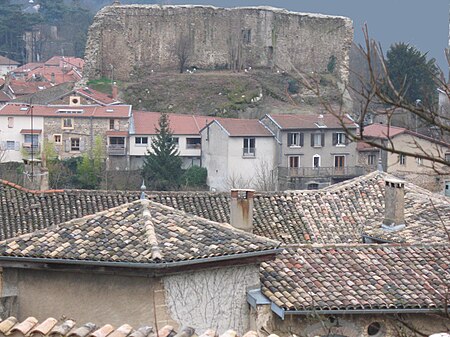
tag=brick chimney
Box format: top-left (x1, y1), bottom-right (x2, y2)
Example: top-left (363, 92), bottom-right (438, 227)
top-left (230, 189), bottom-right (255, 233)
top-left (112, 81), bottom-right (118, 100)
top-left (382, 177), bottom-right (406, 230)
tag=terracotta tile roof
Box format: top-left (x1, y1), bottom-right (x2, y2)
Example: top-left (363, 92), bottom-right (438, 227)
top-left (0, 317), bottom-right (269, 337)
top-left (268, 113), bottom-right (357, 129)
top-left (211, 118), bottom-right (274, 137)
top-left (20, 129), bottom-right (42, 134)
top-left (45, 56), bottom-right (85, 70)
top-left (0, 90), bottom-right (12, 102)
top-left (0, 172), bottom-right (448, 245)
top-left (0, 55), bottom-right (20, 65)
top-left (0, 199), bottom-right (279, 265)
top-left (25, 67), bottom-right (79, 84)
top-left (132, 111), bottom-right (210, 135)
top-left (0, 103), bottom-right (131, 118)
top-left (261, 243), bottom-right (450, 312)
top-left (13, 62), bottom-right (44, 73)
top-left (363, 124), bottom-right (406, 138)
top-left (11, 82), bottom-right (75, 105)
top-left (8, 80), bottom-right (50, 95)
top-left (76, 87), bottom-right (121, 105)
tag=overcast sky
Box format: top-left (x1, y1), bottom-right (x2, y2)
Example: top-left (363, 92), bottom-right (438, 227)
top-left (166, 0), bottom-right (450, 70)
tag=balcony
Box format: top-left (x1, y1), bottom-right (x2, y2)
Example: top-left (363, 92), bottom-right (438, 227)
top-left (279, 166), bottom-right (366, 178)
top-left (107, 145), bottom-right (126, 156)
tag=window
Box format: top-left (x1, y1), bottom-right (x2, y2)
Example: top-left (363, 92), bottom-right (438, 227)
top-left (109, 137), bottom-right (125, 146)
top-left (54, 134), bottom-right (62, 144)
top-left (334, 155), bottom-right (345, 169)
top-left (367, 322), bottom-right (385, 337)
top-left (368, 154), bottom-right (376, 166)
top-left (62, 118), bottom-right (74, 129)
top-left (186, 137), bottom-right (200, 149)
top-left (415, 157), bottom-right (423, 166)
top-left (332, 132), bottom-right (348, 146)
top-left (71, 138), bottom-right (80, 151)
top-left (135, 137), bottom-right (148, 145)
top-left (6, 141), bottom-right (15, 150)
top-left (445, 153), bottom-right (450, 163)
top-left (109, 119), bottom-right (115, 130)
top-left (24, 134), bottom-right (38, 147)
top-left (313, 154), bottom-right (321, 168)
top-left (7, 117), bottom-right (13, 128)
top-left (307, 183), bottom-right (319, 190)
top-left (287, 132), bottom-right (304, 147)
top-left (399, 154), bottom-right (406, 165)
top-left (243, 137), bottom-right (255, 157)
top-left (311, 133), bottom-right (324, 147)
top-left (289, 156), bottom-right (300, 168)
top-left (242, 29), bottom-right (251, 44)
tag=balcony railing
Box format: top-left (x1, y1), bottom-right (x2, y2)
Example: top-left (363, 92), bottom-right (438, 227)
top-left (279, 166), bottom-right (366, 178)
top-left (243, 147), bottom-right (256, 157)
top-left (107, 145), bottom-right (126, 156)
top-left (22, 143), bottom-right (40, 155)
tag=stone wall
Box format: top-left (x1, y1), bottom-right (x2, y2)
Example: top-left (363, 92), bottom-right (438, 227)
top-left (84, 5), bottom-right (353, 82)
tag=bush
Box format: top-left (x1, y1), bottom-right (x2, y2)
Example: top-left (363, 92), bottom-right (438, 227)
top-left (182, 166), bottom-right (207, 188)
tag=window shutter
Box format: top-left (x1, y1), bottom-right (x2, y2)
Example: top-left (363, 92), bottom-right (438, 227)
top-left (332, 133), bottom-right (337, 145)
top-left (64, 140), bottom-right (70, 152)
top-left (310, 134), bottom-right (314, 147)
top-left (15, 141), bottom-right (20, 151)
top-left (114, 120), bottom-right (120, 130)
top-left (287, 133), bottom-right (292, 146)
top-left (0, 141), bottom-right (6, 150)
top-left (79, 138), bottom-right (86, 152)
top-left (345, 134), bottom-right (350, 145)
top-left (321, 133), bottom-right (325, 146)
top-left (300, 133), bottom-right (304, 147)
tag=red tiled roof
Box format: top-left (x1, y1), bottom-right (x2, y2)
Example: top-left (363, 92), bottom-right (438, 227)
top-left (13, 62), bottom-right (44, 73)
top-left (0, 78), bottom-right (5, 87)
top-left (0, 103), bottom-right (131, 118)
top-left (0, 91), bottom-right (11, 102)
top-left (20, 129), bottom-right (42, 134)
top-left (45, 56), bottom-right (85, 69)
top-left (213, 118), bottom-right (274, 137)
top-left (363, 123), bottom-right (406, 138)
top-left (133, 111), bottom-right (210, 135)
top-left (76, 87), bottom-right (120, 105)
top-left (269, 113), bottom-right (356, 129)
top-left (8, 81), bottom-right (50, 95)
top-left (25, 67), bottom-right (78, 85)
top-left (0, 55), bottom-right (19, 65)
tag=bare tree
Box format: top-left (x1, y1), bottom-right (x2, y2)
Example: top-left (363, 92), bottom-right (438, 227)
top-left (295, 26), bottom-right (450, 173)
top-left (174, 34), bottom-right (192, 73)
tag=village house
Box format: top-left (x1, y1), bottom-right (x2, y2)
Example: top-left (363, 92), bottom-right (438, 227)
top-left (0, 102), bottom-right (131, 167)
top-left (358, 123), bottom-right (450, 193)
top-left (0, 56), bottom-right (19, 78)
top-left (260, 113), bottom-right (363, 190)
top-left (200, 118), bottom-right (276, 191)
top-left (129, 111), bottom-right (209, 170)
top-left (0, 190), bottom-right (280, 334)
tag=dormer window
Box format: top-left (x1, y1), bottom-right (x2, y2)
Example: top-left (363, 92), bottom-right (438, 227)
top-left (57, 109), bottom-right (83, 114)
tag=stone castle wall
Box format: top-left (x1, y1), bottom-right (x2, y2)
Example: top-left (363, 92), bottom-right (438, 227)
top-left (84, 5), bottom-right (353, 82)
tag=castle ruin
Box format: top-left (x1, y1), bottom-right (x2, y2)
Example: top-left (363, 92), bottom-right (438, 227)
top-left (84, 5), bottom-right (353, 82)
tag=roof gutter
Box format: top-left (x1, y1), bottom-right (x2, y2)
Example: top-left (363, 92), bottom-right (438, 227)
top-left (0, 248), bottom-right (282, 270)
top-left (270, 302), bottom-right (449, 320)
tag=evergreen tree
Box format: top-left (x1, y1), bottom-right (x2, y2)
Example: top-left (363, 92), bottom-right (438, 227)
top-left (385, 43), bottom-right (439, 106)
top-left (142, 113), bottom-right (182, 190)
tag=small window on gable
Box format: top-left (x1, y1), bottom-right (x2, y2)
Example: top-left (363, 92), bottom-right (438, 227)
top-left (8, 117), bottom-right (14, 128)
top-left (399, 154), bottom-right (406, 165)
top-left (368, 154), bottom-right (376, 166)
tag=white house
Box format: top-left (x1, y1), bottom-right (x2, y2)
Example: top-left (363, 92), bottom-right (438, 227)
top-left (200, 118), bottom-right (276, 191)
top-left (0, 55), bottom-right (19, 78)
top-left (0, 105), bottom-right (44, 162)
top-left (129, 111), bottom-right (210, 170)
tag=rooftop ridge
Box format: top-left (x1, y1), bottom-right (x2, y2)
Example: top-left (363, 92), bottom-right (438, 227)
top-left (141, 199), bottom-right (163, 260)
top-left (282, 242), bottom-right (450, 249)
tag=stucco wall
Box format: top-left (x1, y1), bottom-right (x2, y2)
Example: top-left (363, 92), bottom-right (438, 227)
top-left (84, 5), bottom-right (353, 82)
top-left (256, 307), bottom-right (450, 337)
top-left (164, 264), bottom-right (260, 335)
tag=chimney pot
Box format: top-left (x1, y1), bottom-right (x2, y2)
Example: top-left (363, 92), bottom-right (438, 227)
top-left (230, 189), bottom-right (255, 233)
top-left (112, 81), bottom-right (118, 100)
top-left (382, 177), bottom-right (406, 231)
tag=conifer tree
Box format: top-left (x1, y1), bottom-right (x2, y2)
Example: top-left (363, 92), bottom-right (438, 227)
top-left (142, 113), bottom-right (182, 190)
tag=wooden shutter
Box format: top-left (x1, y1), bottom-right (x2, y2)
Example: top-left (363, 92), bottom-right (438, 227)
top-left (64, 139), bottom-right (70, 152)
top-left (332, 133), bottom-right (337, 145)
top-left (310, 134), bottom-right (314, 147)
top-left (79, 137), bottom-right (86, 152)
top-left (287, 133), bottom-right (292, 146)
top-left (321, 133), bottom-right (325, 146)
top-left (14, 141), bottom-right (20, 151)
top-left (345, 133), bottom-right (350, 145)
top-left (299, 133), bottom-right (304, 146)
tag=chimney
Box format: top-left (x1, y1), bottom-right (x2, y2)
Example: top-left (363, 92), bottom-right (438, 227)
top-left (50, 72), bottom-right (55, 84)
top-left (382, 178), bottom-right (406, 231)
top-left (112, 81), bottom-right (118, 100)
top-left (230, 189), bottom-right (255, 233)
